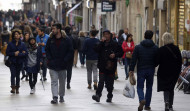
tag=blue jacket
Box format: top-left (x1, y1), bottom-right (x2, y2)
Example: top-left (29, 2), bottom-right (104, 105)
top-left (83, 38), bottom-right (100, 60)
top-left (6, 40), bottom-right (27, 65)
top-left (129, 39), bottom-right (159, 71)
top-left (46, 35), bottom-right (74, 71)
top-left (26, 46), bottom-right (43, 73)
top-left (36, 34), bottom-right (49, 54)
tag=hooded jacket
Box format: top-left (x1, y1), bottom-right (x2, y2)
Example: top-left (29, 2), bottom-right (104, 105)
top-left (129, 39), bottom-right (159, 71)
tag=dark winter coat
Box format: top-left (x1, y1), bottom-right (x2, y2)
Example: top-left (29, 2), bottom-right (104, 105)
top-left (156, 44), bottom-right (182, 92)
top-left (72, 32), bottom-right (79, 50)
top-left (94, 40), bottom-right (123, 74)
top-left (46, 31), bottom-right (74, 71)
top-left (26, 46), bottom-right (42, 73)
top-left (129, 39), bottom-right (159, 72)
top-left (6, 40), bottom-right (27, 65)
top-left (78, 36), bottom-right (86, 51)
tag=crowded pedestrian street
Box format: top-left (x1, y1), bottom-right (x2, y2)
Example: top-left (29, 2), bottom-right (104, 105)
top-left (0, 54), bottom-right (189, 111)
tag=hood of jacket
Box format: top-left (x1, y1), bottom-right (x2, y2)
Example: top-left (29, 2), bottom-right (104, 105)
top-left (140, 39), bottom-right (155, 47)
top-left (49, 30), bottom-right (67, 38)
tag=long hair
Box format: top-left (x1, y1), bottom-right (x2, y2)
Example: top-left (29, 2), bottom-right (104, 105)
top-left (126, 34), bottom-right (133, 42)
top-left (118, 29), bottom-right (124, 39)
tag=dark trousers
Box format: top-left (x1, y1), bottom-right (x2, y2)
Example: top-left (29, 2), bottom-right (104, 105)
top-left (10, 64), bottom-right (22, 86)
top-left (124, 57), bottom-right (131, 78)
top-left (42, 57), bottom-right (47, 78)
top-left (137, 68), bottom-right (155, 107)
top-left (96, 72), bottom-right (114, 99)
top-left (28, 73), bottom-right (38, 89)
top-left (67, 59), bottom-right (74, 84)
top-left (79, 51), bottom-right (85, 65)
top-left (164, 90), bottom-right (174, 107)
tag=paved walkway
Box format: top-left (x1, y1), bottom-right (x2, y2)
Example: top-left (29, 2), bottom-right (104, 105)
top-left (0, 54), bottom-right (189, 111)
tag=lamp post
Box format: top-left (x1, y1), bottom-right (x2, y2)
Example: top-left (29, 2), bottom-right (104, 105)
top-left (87, 0), bottom-right (94, 30)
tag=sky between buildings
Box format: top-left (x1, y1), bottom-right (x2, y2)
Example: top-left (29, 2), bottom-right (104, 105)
top-left (0, 0), bottom-right (22, 11)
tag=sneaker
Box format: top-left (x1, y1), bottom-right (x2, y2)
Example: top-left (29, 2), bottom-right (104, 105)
top-left (51, 97), bottom-right (58, 104)
top-left (92, 95), bottom-right (100, 102)
top-left (67, 83), bottom-right (71, 89)
top-left (106, 98), bottom-right (112, 103)
top-left (30, 89), bottom-right (35, 94)
top-left (59, 96), bottom-right (64, 103)
top-left (144, 106), bottom-right (151, 110)
top-left (138, 100), bottom-right (146, 111)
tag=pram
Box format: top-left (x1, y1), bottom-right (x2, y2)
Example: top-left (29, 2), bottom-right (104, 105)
top-left (176, 50), bottom-right (190, 94)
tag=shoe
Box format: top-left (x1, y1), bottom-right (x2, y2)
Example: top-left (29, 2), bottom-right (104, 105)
top-left (144, 106), bottom-right (151, 110)
top-left (15, 86), bottom-right (20, 94)
top-left (165, 102), bottom-right (169, 111)
top-left (93, 83), bottom-right (98, 90)
top-left (87, 84), bottom-right (92, 89)
top-left (59, 96), bottom-right (64, 103)
top-left (43, 78), bottom-right (47, 81)
top-left (25, 76), bottom-right (29, 81)
top-left (138, 100), bottom-right (146, 111)
top-left (67, 83), bottom-right (71, 89)
top-left (51, 96), bottom-right (58, 104)
top-left (106, 98), bottom-right (112, 103)
top-left (92, 95), bottom-right (100, 102)
top-left (21, 75), bottom-right (26, 80)
top-left (10, 86), bottom-right (16, 93)
top-left (30, 89), bottom-right (35, 94)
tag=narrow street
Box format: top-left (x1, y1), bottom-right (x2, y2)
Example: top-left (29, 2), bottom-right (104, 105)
top-left (0, 54), bottom-right (189, 111)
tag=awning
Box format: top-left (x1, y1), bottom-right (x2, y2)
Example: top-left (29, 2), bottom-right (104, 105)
top-left (66, 1), bottom-right (82, 17)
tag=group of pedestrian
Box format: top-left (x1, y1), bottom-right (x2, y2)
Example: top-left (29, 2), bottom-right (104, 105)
top-left (1, 17), bottom-right (182, 111)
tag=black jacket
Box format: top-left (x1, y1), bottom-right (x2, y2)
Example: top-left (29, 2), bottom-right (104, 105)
top-left (45, 35), bottom-right (74, 71)
top-left (1, 31), bottom-right (10, 45)
top-left (94, 40), bottom-right (123, 73)
top-left (129, 39), bottom-right (159, 71)
top-left (156, 44), bottom-right (182, 91)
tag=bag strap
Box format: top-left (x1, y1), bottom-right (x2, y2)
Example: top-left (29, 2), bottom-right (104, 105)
top-left (166, 46), bottom-right (177, 59)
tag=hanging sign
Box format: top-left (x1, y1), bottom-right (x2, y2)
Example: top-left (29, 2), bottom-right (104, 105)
top-left (101, 1), bottom-right (116, 12)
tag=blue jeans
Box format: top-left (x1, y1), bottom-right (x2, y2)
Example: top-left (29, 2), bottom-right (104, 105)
top-left (42, 57), bottom-right (47, 78)
top-left (10, 64), bottom-right (22, 86)
top-left (79, 51), bottom-right (85, 65)
top-left (124, 57), bottom-right (131, 78)
top-left (137, 68), bottom-right (155, 107)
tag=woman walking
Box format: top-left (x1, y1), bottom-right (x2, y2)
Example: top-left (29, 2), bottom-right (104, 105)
top-left (26, 37), bottom-right (42, 94)
top-left (78, 31), bottom-right (86, 67)
top-left (122, 34), bottom-right (134, 79)
top-left (6, 29), bottom-right (27, 94)
top-left (156, 32), bottom-right (182, 111)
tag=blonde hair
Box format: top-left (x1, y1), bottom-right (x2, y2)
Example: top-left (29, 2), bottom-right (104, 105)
top-left (162, 32), bottom-right (174, 45)
top-left (79, 31), bottom-right (85, 37)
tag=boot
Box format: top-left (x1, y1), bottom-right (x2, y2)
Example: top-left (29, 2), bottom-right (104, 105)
top-left (93, 82), bottom-right (98, 90)
top-left (10, 86), bottom-right (16, 93)
top-left (15, 86), bottom-right (20, 94)
top-left (92, 95), bottom-right (100, 102)
top-left (87, 84), bottom-right (92, 89)
top-left (165, 102), bottom-right (169, 111)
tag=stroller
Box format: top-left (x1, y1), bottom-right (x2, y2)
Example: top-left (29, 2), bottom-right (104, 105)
top-left (176, 50), bottom-right (190, 94)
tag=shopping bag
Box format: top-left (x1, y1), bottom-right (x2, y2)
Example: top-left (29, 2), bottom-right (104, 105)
top-left (123, 80), bottom-right (135, 98)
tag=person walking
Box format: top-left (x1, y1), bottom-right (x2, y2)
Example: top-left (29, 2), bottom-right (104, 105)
top-left (72, 30), bottom-right (79, 67)
top-left (65, 26), bottom-right (75, 89)
top-left (6, 29), bottom-right (27, 94)
top-left (92, 30), bottom-right (123, 103)
top-left (83, 30), bottom-right (99, 90)
top-left (156, 32), bottom-right (182, 111)
top-left (26, 37), bottom-right (42, 94)
top-left (78, 31), bottom-right (86, 67)
top-left (36, 27), bottom-right (49, 81)
top-left (129, 30), bottom-right (159, 111)
top-left (122, 34), bottom-right (135, 80)
top-left (46, 23), bottom-right (73, 104)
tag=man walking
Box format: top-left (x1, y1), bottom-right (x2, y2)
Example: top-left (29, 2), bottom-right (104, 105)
top-left (92, 30), bottom-right (123, 103)
top-left (46, 23), bottom-right (73, 104)
top-left (83, 30), bottom-right (99, 90)
top-left (36, 27), bottom-right (49, 81)
top-left (129, 30), bottom-right (158, 111)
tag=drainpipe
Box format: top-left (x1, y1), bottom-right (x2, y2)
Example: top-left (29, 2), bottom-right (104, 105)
top-left (167, 0), bottom-right (171, 32)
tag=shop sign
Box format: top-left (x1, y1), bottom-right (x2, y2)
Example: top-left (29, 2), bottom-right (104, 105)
top-left (101, 1), bottom-right (116, 12)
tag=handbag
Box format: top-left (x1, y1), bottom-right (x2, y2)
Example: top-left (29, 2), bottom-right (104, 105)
top-left (4, 56), bottom-right (11, 67)
top-left (126, 52), bottom-right (132, 59)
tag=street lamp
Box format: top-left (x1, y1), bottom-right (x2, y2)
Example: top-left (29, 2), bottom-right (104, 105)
top-left (86, 0), bottom-right (94, 30)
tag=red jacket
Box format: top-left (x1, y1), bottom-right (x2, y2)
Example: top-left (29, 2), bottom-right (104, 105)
top-left (122, 41), bottom-right (135, 58)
